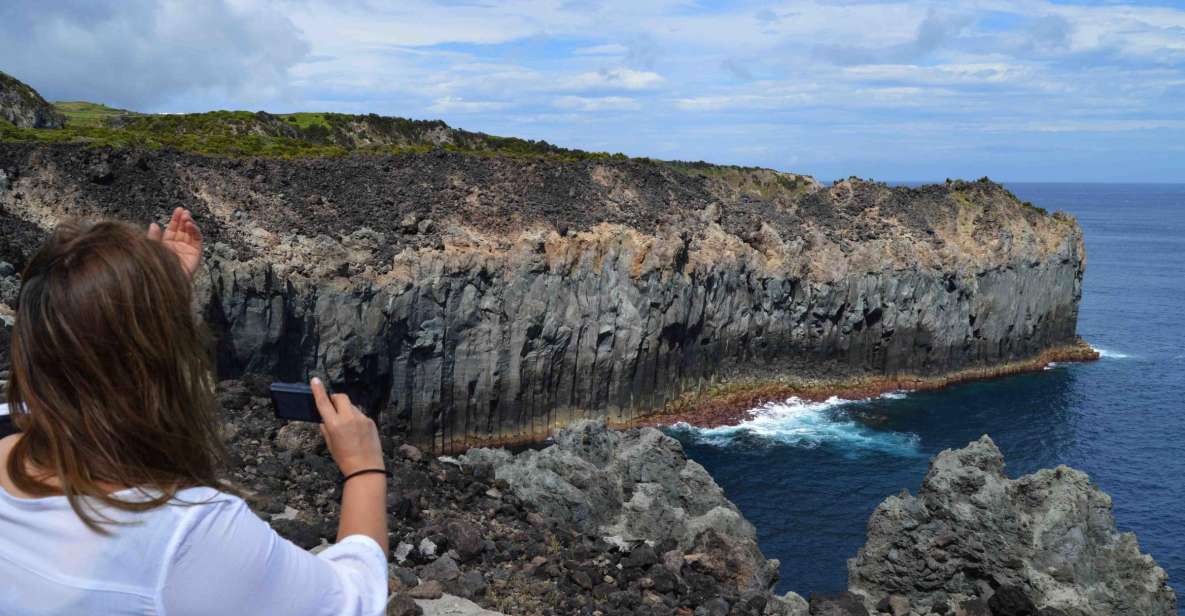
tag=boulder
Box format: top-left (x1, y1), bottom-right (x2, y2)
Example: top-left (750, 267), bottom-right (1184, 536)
top-left (809, 592), bottom-right (869, 616)
top-left (848, 436), bottom-right (1177, 616)
top-left (414, 594), bottom-right (506, 616)
top-left (461, 420), bottom-right (779, 594)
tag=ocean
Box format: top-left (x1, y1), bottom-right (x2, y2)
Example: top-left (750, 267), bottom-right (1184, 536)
top-left (668, 183), bottom-right (1185, 609)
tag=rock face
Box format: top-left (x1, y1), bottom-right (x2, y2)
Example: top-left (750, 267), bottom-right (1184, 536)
top-left (0, 143), bottom-right (1088, 450)
top-left (0, 72), bottom-right (64, 129)
top-left (461, 420), bottom-right (779, 595)
top-left (847, 436), bottom-right (1177, 616)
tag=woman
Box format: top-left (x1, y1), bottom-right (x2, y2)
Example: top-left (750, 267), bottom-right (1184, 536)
top-left (0, 209), bottom-right (390, 615)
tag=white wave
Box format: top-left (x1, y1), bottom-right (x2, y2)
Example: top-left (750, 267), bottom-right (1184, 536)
top-left (1095, 348), bottom-right (1131, 359)
top-left (1044, 362), bottom-right (1058, 370)
top-left (667, 395), bottom-right (921, 456)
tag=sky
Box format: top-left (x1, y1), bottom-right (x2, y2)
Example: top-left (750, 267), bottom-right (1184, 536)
top-left (1, 0), bottom-right (1183, 183)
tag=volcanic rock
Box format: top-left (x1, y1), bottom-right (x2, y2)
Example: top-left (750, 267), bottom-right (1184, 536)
top-left (0, 139), bottom-right (1089, 452)
top-left (0, 72), bottom-right (64, 129)
top-left (462, 420), bottom-right (779, 594)
top-left (847, 436), bottom-right (1177, 615)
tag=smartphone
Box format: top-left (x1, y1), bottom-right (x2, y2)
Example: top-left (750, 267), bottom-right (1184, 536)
top-left (270, 382), bottom-right (322, 423)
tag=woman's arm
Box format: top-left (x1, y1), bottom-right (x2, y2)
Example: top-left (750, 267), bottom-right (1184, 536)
top-left (311, 378), bottom-right (389, 554)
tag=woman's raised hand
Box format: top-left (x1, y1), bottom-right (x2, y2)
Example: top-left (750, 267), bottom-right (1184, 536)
top-left (310, 378), bottom-right (384, 476)
top-left (147, 207), bottom-right (203, 278)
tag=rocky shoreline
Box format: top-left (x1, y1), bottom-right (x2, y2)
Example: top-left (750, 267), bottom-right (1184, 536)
top-left (211, 378), bottom-right (1175, 616)
top-left (632, 340), bottom-right (1099, 432)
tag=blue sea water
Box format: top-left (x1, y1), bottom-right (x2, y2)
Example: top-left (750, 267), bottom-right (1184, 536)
top-left (668, 183), bottom-right (1185, 609)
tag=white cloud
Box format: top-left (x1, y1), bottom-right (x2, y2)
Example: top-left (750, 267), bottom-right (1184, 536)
top-left (553, 96), bottom-right (640, 111)
top-left (842, 63), bottom-right (1029, 86)
top-left (428, 96), bottom-right (508, 113)
top-left (0, 0), bottom-right (309, 109)
top-left (573, 43), bottom-right (629, 56)
top-left (564, 68), bottom-right (665, 91)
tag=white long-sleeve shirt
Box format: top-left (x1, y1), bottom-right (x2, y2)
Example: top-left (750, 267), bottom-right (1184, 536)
top-left (0, 410), bottom-right (388, 616)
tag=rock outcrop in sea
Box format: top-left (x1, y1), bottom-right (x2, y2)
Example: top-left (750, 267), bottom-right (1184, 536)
top-left (847, 436), bottom-right (1177, 616)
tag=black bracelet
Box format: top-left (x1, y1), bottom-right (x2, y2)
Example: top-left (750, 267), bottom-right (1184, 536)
top-left (342, 468), bottom-right (391, 483)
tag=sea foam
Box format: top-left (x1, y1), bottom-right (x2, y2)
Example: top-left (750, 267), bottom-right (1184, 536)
top-left (667, 394), bottom-right (921, 457)
top-left (1095, 348), bottom-right (1131, 359)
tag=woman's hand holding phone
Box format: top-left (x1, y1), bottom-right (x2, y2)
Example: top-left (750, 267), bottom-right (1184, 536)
top-left (310, 377), bottom-right (384, 476)
top-left (310, 377), bottom-right (389, 555)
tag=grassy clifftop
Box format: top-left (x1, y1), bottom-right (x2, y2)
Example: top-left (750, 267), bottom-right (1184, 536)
top-left (1, 102), bottom-right (629, 162)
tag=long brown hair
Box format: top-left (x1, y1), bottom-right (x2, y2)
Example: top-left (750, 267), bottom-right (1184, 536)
top-left (6, 220), bottom-right (226, 531)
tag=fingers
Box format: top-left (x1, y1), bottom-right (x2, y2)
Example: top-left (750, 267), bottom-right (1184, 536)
top-left (185, 215), bottom-right (203, 242)
top-left (310, 377), bottom-right (337, 423)
top-left (147, 222), bottom-right (162, 241)
top-left (331, 393), bottom-right (358, 416)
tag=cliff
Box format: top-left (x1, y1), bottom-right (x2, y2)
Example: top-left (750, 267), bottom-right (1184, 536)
top-left (0, 139), bottom-right (1090, 450)
top-left (0, 140), bottom-right (1089, 450)
top-left (0, 73), bottom-right (1093, 450)
top-left (0, 72), bottom-right (64, 129)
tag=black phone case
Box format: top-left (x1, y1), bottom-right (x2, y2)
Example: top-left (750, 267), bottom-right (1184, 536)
top-left (270, 382), bottom-right (322, 423)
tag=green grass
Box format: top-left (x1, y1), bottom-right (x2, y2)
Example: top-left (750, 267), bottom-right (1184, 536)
top-left (4, 101), bottom-right (647, 162)
top-left (278, 112), bottom-right (332, 130)
top-left (53, 101), bottom-right (140, 128)
top-left (2, 100), bottom-right (810, 196)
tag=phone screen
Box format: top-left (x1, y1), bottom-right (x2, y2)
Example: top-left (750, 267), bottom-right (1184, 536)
top-left (270, 382), bottom-right (322, 423)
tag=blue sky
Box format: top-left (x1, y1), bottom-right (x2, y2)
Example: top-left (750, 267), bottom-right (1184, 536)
top-left (2, 0), bottom-right (1184, 182)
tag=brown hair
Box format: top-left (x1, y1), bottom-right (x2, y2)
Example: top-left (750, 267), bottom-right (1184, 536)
top-left (6, 220), bottom-right (226, 531)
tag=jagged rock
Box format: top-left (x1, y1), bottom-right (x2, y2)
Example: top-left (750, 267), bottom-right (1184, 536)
top-left (407, 580), bottom-right (444, 600)
top-left (848, 436), bottom-right (1177, 616)
top-left (417, 537), bottom-right (438, 560)
top-left (420, 555), bottom-right (461, 583)
top-left (0, 71), bottom-right (64, 129)
top-left (391, 566), bottom-right (419, 589)
top-left (810, 592), bottom-right (869, 616)
top-left (955, 598), bottom-right (990, 616)
top-left (387, 594), bottom-right (423, 616)
top-left (461, 420), bottom-right (779, 595)
top-left (0, 261), bottom-right (17, 307)
top-left (414, 594), bottom-right (506, 616)
top-left (393, 542), bottom-right (415, 564)
top-left (988, 586), bottom-right (1037, 616)
top-left (874, 594), bottom-right (910, 616)
top-left (766, 591), bottom-right (809, 616)
top-left (696, 596), bottom-right (731, 616)
top-left (443, 570), bottom-right (486, 600)
top-left (445, 520), bottom-right (484, 563)
top-left (399, 443), bottom-right (424, 462)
